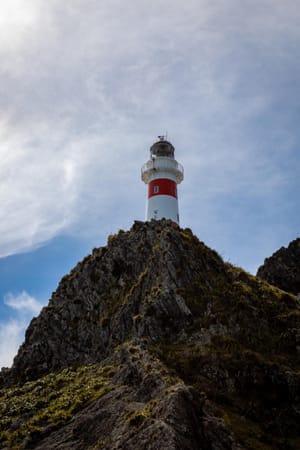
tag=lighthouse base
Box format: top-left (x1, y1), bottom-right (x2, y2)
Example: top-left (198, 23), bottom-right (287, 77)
top-left (146, 195), bottom-right (180, 225)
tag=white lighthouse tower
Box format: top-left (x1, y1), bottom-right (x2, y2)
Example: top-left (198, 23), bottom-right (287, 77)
top-left (141, 136), bottom-right (184, 225)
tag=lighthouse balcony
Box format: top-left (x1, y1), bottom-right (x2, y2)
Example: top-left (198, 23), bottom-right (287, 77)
top-left (141, 157), bottom-right (184, 184)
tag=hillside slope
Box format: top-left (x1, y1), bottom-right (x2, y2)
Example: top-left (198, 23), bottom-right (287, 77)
top-left (1, 220), bottom-right (299, 449)
top-left (257, 238), bottom-right (300, 295)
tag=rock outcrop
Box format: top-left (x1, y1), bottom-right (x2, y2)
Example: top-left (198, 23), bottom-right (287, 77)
top-left (257, 238), bottom-right (300, 295)
top-left (1, 221), bottom-right (299, 449)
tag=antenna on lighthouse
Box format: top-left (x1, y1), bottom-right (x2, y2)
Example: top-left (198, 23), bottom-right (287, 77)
top-left (141, 137), bottom-right (184, 225)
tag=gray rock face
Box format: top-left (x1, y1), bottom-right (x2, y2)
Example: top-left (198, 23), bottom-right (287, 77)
top-left (27, 343), bottom-right (241, 450)
top-left (11, 221), bottom-right (199, 380)
top-left (1, 220), bottom-right (299, 449)
top-left (257, 238), bottom-right (300, 295)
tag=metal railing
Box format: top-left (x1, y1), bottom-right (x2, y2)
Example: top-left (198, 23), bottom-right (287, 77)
top-left (141, 157), bottom-right (184, 183)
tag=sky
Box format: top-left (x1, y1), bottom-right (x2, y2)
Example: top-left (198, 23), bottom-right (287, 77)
top-left (0, 0), bottom-right (299, 368)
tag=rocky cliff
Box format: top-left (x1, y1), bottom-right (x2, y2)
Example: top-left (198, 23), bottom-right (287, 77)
top-left (0, 220), bottom-right (299, 449)
top-left (257, 238), bottom-right (300, 295)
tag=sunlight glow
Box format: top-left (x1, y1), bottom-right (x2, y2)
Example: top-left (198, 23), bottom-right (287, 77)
top-left (0, 0), bottom-right (40, 49)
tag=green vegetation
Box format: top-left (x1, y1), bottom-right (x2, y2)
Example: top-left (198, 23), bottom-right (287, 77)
top-left (179, 254), bottom-right (299, 362)
top-left (154, 338), bottom-right (300, 448)
top-left (126, 406), bottom-right (153, 427)
top-left (217, 406), bottom-right (274, 450)
top-left (0, 364), bottom-right (113, 449)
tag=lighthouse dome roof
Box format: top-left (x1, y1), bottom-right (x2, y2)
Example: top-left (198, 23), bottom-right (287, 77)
top-left (150, 139), bottom-right (175, 158)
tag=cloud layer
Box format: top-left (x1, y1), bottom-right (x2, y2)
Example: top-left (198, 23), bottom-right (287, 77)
top-left (0, 0), bottom-right (299, 270)
top-left (0, 291), bottom-right (43, 367)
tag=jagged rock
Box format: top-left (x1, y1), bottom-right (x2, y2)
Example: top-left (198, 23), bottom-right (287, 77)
top-left (9, 221), bottom-right (197, 381)
top-left (257, 238), bottom-right (300, 295)
top-left (18, 343), bottom-right (240, 450)
top-left (0, 220), bottom-right (299, 449)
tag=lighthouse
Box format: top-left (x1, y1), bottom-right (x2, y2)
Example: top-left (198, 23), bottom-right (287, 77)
top-left (141, 136), bottom-right (184, 225)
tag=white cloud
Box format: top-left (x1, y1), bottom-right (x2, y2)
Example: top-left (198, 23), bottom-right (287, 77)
top-left (0, 291), bottom-right (43, 368)
top-left (0, 0), bottom-right (299, 267)
top-left (0, 319), bottom-right (25, 368)
top-left (4, 291), bottom-right (42, 314)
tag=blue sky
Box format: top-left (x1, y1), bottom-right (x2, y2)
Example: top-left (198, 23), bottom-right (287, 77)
top-left (0, 0), bottom-right (299, 367)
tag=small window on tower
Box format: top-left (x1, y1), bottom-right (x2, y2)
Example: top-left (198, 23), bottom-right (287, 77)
top-left (154, 185), bottom-right (159, 194)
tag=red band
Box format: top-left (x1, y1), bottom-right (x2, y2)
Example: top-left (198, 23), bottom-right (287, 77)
top-left (148, 178), bottom-right (177, 198)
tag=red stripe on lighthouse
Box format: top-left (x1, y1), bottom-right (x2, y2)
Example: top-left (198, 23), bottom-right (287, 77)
top-left (148, 178), bottom-right (177, 198)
